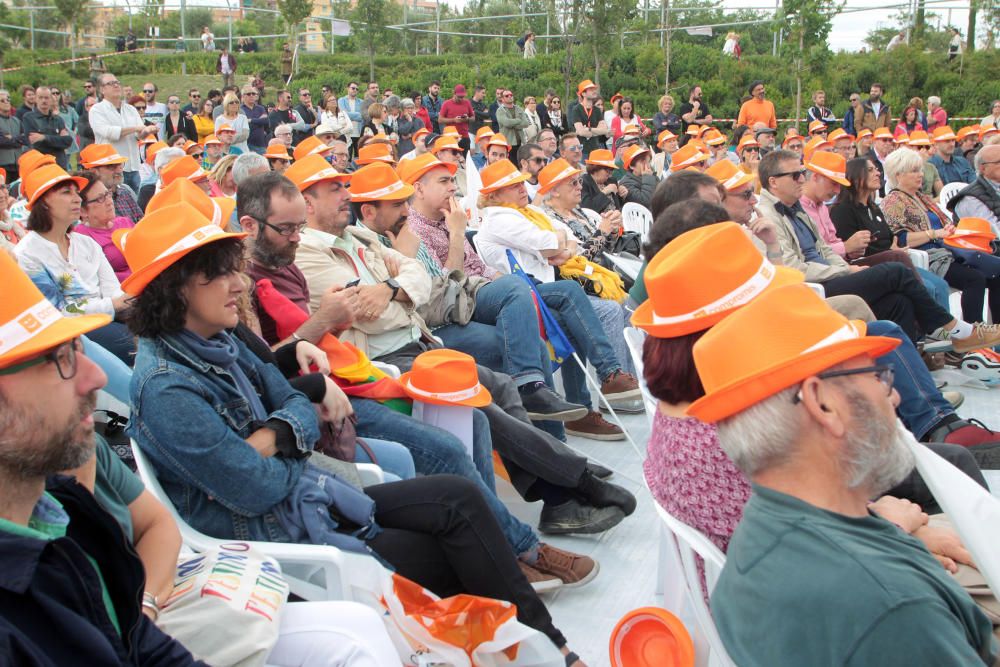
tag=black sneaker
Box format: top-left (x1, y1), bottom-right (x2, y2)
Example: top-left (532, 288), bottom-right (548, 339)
top-left (968, 441), bottom-right (1000, 470)
top-left (538, 499), bottom-right (626, 535)
top-left (520, 386), bottom-right (588, 422)
top-left (577, 471), bottom-right (637, 515)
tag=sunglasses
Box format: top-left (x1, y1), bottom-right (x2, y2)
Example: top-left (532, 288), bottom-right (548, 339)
top-left (732, 189), bottom-right (756, 200)
top-left (143, 89), bottom-right (155, 94)
top-left (135, 106), bottom-right (147, 111)
top-left (773, 169), bottom-right (807, 181)
top-left (786, 144), bottom-right (803, 151)
top-left (191, 94), bottom-right (201, 98)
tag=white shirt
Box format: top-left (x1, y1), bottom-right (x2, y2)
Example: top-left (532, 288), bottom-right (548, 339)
top-left (89, 99), bottom-right (144, 172)
top-left (476, 205), bottom-right (572, 283)
top-left (15, 231), bottom-right (123, 317)
top-left (144, 101), bottom-right (168, 136)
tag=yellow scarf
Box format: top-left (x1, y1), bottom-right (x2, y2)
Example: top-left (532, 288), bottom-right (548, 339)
top-left (497, 203), bottom-right (555, 231)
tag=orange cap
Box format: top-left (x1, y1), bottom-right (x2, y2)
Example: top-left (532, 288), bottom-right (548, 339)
top-left (23, 164), bottom-right (88, 210)
top-left (357, 143), bottom-right (396, 166)
top-left (145, 178), bottom-right (237, 231)
top-left (931, 126), bottom-right (957, 142)
top-left (631, 222), bottom-right (803, 338)
top-left (622, 145), bottom-right (651, 170)
top-left (18, 150), bottom-right (56, 178)
top-left (807, 120), bottom-right (827, 135)
top-left (263, 142), bottom-right (291, 160)
top-left (145, 141), bottom-right (169, 166)
top-left (670, 143), bottom-right (709, 171)
top-left (475, 126), bottom-right (495, 142)
top-left (585, 149), bottom-right (617, 169)
top-left (115, 196), bottom-right (247, 296)
top-left (397, 152), bottom-right (457, 185)
top-left (803, 136), bottom-right (832, 161)
top-left (349, 162), bottom-right (414, 202)
top-left (687, 283), bottom-right (900, 422)
top-left (805, 150), bottom-right (850, 186)
top-left (398, 349), bottom-right (492, 407)
top-left (479, 160), bottom-right (531, 194)
top-left (0, 252), bottom-right (110, 371)
top-left (160, 155), bottom-right (208, 188)
top-left (284, 154), bottom-right (351, 194)
top-left (293, 135), bottom-right (332, 162)
top-left (537, 158), bottom-right (582, 195)
top-left (657, 129), bottom-right (677, 147)
top-left (705, 159), bottom-right (755, 191)
top-left (577, 79), bottom-right (597, 96)
top-left (609, 607), bottom-right (695, 667)
top-left (487, 133), bottom-right (512, 150)
top-left (944, 218), bottom-right (996, 252)
top-left (79, 143), bottom-right (127, 168)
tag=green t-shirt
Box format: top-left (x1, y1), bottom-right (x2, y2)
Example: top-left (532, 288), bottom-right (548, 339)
top-left (93, 435), bottom-right (145, 542)
top-left (712, 485), bottom-right (997, 666)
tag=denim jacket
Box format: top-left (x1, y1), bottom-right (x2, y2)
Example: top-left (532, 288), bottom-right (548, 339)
top-left (128, 333), bottom-right (321, 542)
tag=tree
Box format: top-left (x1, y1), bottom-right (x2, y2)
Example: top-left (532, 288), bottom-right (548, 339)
top-left (277, 0), bottom-right (314, 47)
top-left (351, 0), bottom-right (389, 81)
top-left (574, 0), bottom-right (636, 85)
top-left (779, 0), bottom-right (842, 126)
top-left (52, 0), bottom-right (91, 57)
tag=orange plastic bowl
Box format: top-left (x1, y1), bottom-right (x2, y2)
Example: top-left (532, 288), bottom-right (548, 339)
top-left (610, 607), bottom-right (695, 667)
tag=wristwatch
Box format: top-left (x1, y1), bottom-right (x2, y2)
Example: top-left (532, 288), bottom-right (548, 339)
top-left (383, 278), bottom-right (401, 300)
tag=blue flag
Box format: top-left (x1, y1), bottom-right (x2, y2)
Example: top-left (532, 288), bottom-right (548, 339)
top-left (506, 250), bottom-right (575, 371)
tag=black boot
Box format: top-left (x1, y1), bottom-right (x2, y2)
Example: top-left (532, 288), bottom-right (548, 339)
top-left (576, 470), bottom-right (637, 516)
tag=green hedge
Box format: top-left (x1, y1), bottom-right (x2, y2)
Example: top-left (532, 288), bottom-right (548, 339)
top-left (2, 45), bottom-right (997, 123)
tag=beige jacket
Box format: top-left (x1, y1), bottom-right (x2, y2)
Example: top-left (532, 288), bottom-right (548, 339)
top-left (295, 223), bottom-right (433, 356)
top-left (757, 187), bottom-right (851, 283)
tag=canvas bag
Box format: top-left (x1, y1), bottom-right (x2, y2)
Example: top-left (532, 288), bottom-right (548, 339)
top-left (156, 543), bottom-right (290, 667)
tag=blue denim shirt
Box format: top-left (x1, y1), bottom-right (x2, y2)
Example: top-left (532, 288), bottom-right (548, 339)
top-left (128, 333), bottom-right (321, 542)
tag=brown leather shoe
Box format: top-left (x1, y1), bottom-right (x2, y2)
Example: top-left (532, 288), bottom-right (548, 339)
top-left (532, 543), bottom-right (599, 588)
top-left (601, 370), bottom-right (641, 402)
top-left (952, 323), bottom-right (1000, 354)
top-left (517, 560), bottom-right (563, 593)
top-left (564, 411), bottom-right (625, 441)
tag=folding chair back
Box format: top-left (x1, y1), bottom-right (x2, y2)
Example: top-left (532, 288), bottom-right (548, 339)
top-left (621, 202), bottom-right (653, 240)
top-left (623, 327), bottom-right (657, 426)
top-left (938, 181), bottom-right (966, 210)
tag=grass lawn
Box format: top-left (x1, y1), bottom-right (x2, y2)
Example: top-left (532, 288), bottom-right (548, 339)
top-left (120, 73), bottom-right (228, 98)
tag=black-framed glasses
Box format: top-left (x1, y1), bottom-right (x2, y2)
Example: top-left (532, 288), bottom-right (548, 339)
top-left (0, 338), bottom-right (79, 380)
top-left (143, 89), bottom-right (155, 94)
top-left (733, 188), bottom-right (755, 200)
top-left (300, 92), bottom-right (311, 97)
top-left (773, 169), bottom-right (807, 181)
top-left (85, 191), bottom-right (112, 205)
top-left (792, 364), bottom-right (895, 404)
top-left (257, 219), bottom-right (307, 236)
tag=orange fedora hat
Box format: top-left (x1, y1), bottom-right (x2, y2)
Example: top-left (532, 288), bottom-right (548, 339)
top-left (855, 128), bottom-right (873, 142)
top-left (145, 140), bottom-right (169, 166)
top-left (145, 177), bottom-right (236, 229)
top-left (893, 132), bottom-right (910, 145)
top-left (487, 133), bottom-right (512, 150)
top-left (803, 135), bottom-right (832, 161)
top-left (115, 193), bottom-right (247, 296)
top-left (23, 164), bottom-right (88, 210)
top-left (398, 349), bottom-right (492, 407)
top-left (18, 149), bottom-right (56, 179)
top-left (944, 218), bottom-right (996, 252)
top-left (585, 149), bottom-right (617, 169)
top-left (537, 158), bottom-right (581, 195)
top-left (631, 222), bottom-right (803, 338)
top-left (0, 252), bottom-right (110, 371)
top-left (475, 126), bottom-right (495, 142)
top-left (657, 129), bottom-right (677, 147)
top-left (430, 135), bottom-right (462, 155)
top-left (441, 125), bottom-right (460, 138)
top-left (577, 79), bottom-right (597, 96)
top-left (79, 143), bottom-right (127, 169)
top-left (202, 134), bottom-right (222, 146)
top-left (294, 135), bottom-right (332, 162)
top-left (670, 143), bottom-right (709, 171)
top-left (160, 155), bottom-right (209, 188)
top-left (349, 162), bottom-right (414, 202)
top-left (687, 283), bottom-right (900, 423)
top-left (397, 152), bottom-right (457, 185)
top-left (479, 159), bottom-right (530, 194)
top-left (807, 120), bottom-right (827, 135)
top-left (357, 143), bottom-right (396, 166)
top-left (412, 127), bottom-right (430, 143)
top-left (705, 159), bottom-right (754, 191)
top-left (907, 130), bottom-right (931, 147)
top-left (956, 125), bottom-right (980, 143)
top-left (736, 134), bottom-right (759, 154)
top-left (931, 126), bottom-right (957, 142)
top-left (703, 128), bottom-right (727, 146)
top-left (872, 127), bottom-right (893, 141)
top-left (805, 150), bottom-right (850, 186)
top-left (622, 145), bottom-right (651, 170)
top-left (285, 154), bottom-right (351, 194)
top-left (826, 128), bottom-right (850, 144)
top-left (979, 125), bottom-right (998, 141)
top-left (609, 607), bottom-right (694, 667)
top-left (263, 142), bottom-right (291, 160)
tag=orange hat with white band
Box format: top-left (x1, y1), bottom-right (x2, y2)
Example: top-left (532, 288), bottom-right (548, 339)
top-left (144, 178), bottom-right (237, 232)
top-left (956, 125), bottom-right (980, 143)
top-left (687, 283), bottom-right (900, 423)
top-left (475, 126), bottom-right (495, 143)
top-left (670, 142), bottom-right (709, 171)
top-left (631, 222), bottom-right (804, 338)
top-left (293, 135), bottom-right (332, 162)
top-left (285, 154), bottom-right (351, 194)
top-left (944, 218), bottom-right (996, 253)
top-left (685, 124), bottom-right (709, 138)
top-left (357, 143), bottom-right (396, 166)
top-left (826, 128), bottom-right (851, 144)
top-left (441, 126), bottom-right (460, 138)
top-left (872, 127), bottom-right (893, 141)
top-left (430, 135), bottom-right (462, 154)
top-left (18, 150), bottom-right (56, 178)
top-left (0, 252), bottom-right (110, 372)
top-left (703, 129), bottom-right (727, 146)
top-left (585, 149), bottom-right (617, 169)
top-left (621, 124), bottom-right (642, 138)
top-left (537, 158), bottom-right (582, 195)
top-left (807, 120), bottom-right (827, 135)
top-left (114, 191), bottom-right (247, 296)
top-left (138, 134), bottom-right (158, 146)
top-left (855, 129), bottom-right (873, 143)
top-left (202, 134), bottom-right (222, 146)
top-left (657, 129), bottom-right (677, 147)
top-left (894, 132), bottom-right (910, 145)
top-left (622, 145), bottom-right (651, 170)
top-left (216, 123), bottom-right (236, 135)
top-left (79, 144), bottom-right (128, 169)
top-left (159, 156), bottom-right (208, 188)
top-left (577, 79), bottom-right (597, 96)
top-left (397, 152), bottom-right (457, 185)
top-left (805, 151), bottom-right (850, 186)
top-left (487, 133), bottom-right (512, 150)
top-left (736, 135), bottom-right (760, 154)
top-left (479, 160), bottom-right (531, 194)
top-left (370, 132), bottom-right (395, 144)
top-left (399, 349), bottom-right (492, 407)
top-left (705, 160), bottom-right (754, 191)
top-left (803, 136), bottom-right (832, 161)
top-left (413, 127), bottom-right (430, 143)
top-left (932, 126), bottom-right (957, 142)
top-left (908, 130), bottom-right (931, 147)
top-left (782, 128), bottom-right (802, 147)
top-left (23, 164), bottom-right (88, 211)
top-left (349, 162), bottom-right (415, 202)
top-left (980, 125), bottom-right (998, 141)
top-left (145, 141), bottom-right (169, 166)
top-left (264, 142), bottom-right (292, 160)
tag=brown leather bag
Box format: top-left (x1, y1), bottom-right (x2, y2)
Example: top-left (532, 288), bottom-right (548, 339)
top-left (314, 414), bottom-right (377, 464)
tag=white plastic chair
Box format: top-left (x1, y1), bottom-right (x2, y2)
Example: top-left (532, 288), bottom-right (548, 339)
top-left (623, 327), bottom-right (657, 427)
top-left (621, 202), bottom-right (653, 240)
top-left (938, 181), bottom-right (966, 210)
top-left (581, 207), bottom-right (603, 229)
top-left (652, 501), bottom-right (737, 667)
top-left (805, 282), bottom-right (826, 297)
top-left (907, 248), bottom-right (929, 270)
top-left (131, 440), bottom-right (386, 603)
top-left (603, 252), bottom-right (643, 281)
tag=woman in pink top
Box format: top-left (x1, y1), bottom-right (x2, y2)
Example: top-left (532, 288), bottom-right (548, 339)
top-left (73, 172), bottom-right (135, 280)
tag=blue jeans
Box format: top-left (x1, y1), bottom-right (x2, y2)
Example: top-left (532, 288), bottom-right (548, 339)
top-left (349, 397), bottom-right (538, 556)
top-left (123, 170), bottom-right (140, 194)
top-left (354, 438), bottom-right (416, 483)
top-left (82, 336), bottom-right (132, 404)
top-left (869, 320), bottom-right (952, 439)
top-left (917, 267), bottom-right (951, 313)
top-left (536, 281), bottom-right (624, 408)
top-left (88, 321), bottom-right (136, 367)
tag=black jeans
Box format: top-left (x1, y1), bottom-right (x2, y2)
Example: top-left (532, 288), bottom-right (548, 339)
top-left (943, 262), bottom-right (1000, 324)
top-left (822, 262), bottom-right (953, 341)
top-left (377, 341), bottom-right (589, 500)
top-left (365, 475), bottom-right (565, 647)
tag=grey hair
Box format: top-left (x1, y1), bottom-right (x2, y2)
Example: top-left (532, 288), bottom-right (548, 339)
top-left (274, 123), bottom-right (292, 137)
top-left (716, 387), bottom-right (802, 477)
top-left (232, 152), bottom-right (270, 185)
top-left (927, 95), bottom-right (941, 107)
top-left (154, 147), bottom-right (186, 173)
top-left (883, 147), bottom-right (923, 189)
top-left (974, 144), bottom-right (999, 172)
top-left (401, 98), bottom-right (415, 108)
top-left (385, 95), bottom-right (401, 109)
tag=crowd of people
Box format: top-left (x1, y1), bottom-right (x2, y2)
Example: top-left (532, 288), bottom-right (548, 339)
top-left (1, 65), bottom-right (1000, 665)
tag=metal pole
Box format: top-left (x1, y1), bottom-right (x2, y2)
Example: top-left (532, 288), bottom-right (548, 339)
top-left (435, 0), bottom-right (441, 55)
top-left (180, 0), bottom-right (186, 47)
top-left (659, 0), bottom-right (664, 47)
top-left (772, 0), bottom-right (778, 55)
top-left (403, 1), bottom-right (408, 53)
top-left (29, 9), bottom-right (35, 50)
top-left (545, 11), bottom-right (549, 54)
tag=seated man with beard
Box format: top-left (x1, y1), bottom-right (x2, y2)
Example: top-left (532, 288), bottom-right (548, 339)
top-left (690, 284), bottom-right (998, 666)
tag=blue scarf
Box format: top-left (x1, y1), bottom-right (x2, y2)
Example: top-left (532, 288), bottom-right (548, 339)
top-left (179, 329), bottom-right (268, 422)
